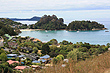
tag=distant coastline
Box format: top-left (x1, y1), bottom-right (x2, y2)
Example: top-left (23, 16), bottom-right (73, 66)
top-left (8, 16), bottom-right (41, 21)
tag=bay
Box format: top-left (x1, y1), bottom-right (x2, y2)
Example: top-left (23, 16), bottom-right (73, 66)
top-left (18, 21), bottom-right (110, 45)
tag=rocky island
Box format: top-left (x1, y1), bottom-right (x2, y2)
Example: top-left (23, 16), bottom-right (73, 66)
top-left (66, 20), bottom-right (106, 31)
top-left (31, 15), bottom-right (67, 30)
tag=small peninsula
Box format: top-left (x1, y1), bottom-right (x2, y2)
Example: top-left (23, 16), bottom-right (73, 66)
top-left (66, 20), bottom-right (106, 31)
top-left (32, 15), bottom-right (67, 30)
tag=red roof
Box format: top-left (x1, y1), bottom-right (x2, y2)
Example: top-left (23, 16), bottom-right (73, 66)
top-left (33, 38), bottom-right (41, 42)
top-left (7, 60), bottom-right (19, 65)
top-left (14, 66), bottom-right (27, 70)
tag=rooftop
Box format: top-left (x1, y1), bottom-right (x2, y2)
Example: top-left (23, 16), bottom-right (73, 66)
top-left (40, 55), bottom-right (50, 59)
top-left (33, 38), bottom-right (41, 42)
top-left (7, 60), bottom-right (19, 65)
top-left (7, 54), bottom-right (18, 57)
top-left (14, 66), bottom-right (27, 70)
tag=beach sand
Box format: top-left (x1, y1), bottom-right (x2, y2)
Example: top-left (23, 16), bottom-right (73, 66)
top-left (20, 29), bottom-right (44, 31)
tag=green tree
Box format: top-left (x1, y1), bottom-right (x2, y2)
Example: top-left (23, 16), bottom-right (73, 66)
top-left (52, 57), bottom-right (58, 64)
top-left (33, 47), bottom-right (38, 54)
top-left (56, 54), bottom-right (64, 61)
top-left (67, 49), bottom-right (83, 61)
top-left (41, 43), bottom-right (50, 55)
top-left (49, 45), bottom-right (58, 57)
top-left (0, 53), bottom-right (8, 61)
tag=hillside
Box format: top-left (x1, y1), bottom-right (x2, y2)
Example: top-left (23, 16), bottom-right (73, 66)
top-left (0, 18), bottom-right (22, 26)
top-left (0, 22), bottom-right (17, 36)
top-left (34, 15), bottom-right (67, 30)
top-left (0, 18), bottom-right (22, 36)
top-left (66, 20), bottom-right (105, 31)
top-left (37, 51), bottom-right (110, 73)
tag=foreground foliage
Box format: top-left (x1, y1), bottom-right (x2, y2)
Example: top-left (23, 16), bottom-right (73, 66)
top-left (37, 51), bottom-right (110, 73)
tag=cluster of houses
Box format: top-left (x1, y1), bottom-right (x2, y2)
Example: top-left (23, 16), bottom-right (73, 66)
top-left (6, 53), bottom-right (52, 71)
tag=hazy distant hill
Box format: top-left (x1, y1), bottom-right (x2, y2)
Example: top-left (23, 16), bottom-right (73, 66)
top-left (8, 16), bottom-right (41, 21)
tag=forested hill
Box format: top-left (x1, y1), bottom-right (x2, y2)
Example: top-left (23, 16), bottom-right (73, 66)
top-left (66, 21), bottom-right (105, 31)
top-left (0, 18), bottom-right (22, 36)
top-left (0, 18), bottom-right (22, 26)
top-left (0, 22), bottom-right (17, 36)
top-left (33, 15), bottom-right (67, 30)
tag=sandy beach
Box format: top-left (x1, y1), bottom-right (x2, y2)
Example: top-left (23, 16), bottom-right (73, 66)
top-left (20, 29), bottom-right (44, 31)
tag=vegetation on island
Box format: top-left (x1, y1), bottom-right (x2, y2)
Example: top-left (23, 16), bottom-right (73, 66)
top-left (30, 15), bottom-right (67, 30)
top-left (66, 20), bottom-right (105, 31)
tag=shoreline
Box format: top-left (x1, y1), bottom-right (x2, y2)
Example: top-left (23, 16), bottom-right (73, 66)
top-left (20, 29), bottom-right (44, 31)
top-left (20, 28), bottom-right (107, 31)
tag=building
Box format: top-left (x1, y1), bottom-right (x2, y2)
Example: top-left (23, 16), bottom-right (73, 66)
top-left (40, 55), bottom-right (50, 60)
top-left (26, 53), bottom-right (39, 60)
top-left (7, 54), bottom-right (18, 58)
top-left (31, 65), bottom-right (41, 70)
top-left (32, 60), bottom-right (40, 63)
top-left (33, 38), bottom-right (41, 43)
top-left (18, 55), bottom-right (26, 61)
top-left (39, 55), bottom-right (50, 63)
top-left (14, 66), bottom-right (28, 70)
top-left (7, 60), bottom-right (19, 65)
top-left (8, 42), bottom-right (18, 48)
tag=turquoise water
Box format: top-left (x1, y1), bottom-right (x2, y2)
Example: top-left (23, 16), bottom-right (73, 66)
top-left (19, 21), bottom-right (110, 45)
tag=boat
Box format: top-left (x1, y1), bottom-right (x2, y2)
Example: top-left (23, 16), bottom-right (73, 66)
top-left (105, 30), bottom-right (109, 32)
top-left (45, 30), bottom-right (48, 32)
top-left (77, 31), bottom-right (79, 32)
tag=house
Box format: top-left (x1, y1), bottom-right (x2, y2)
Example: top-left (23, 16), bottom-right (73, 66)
top-left (18, 55), bottom-right (26, 60)
top-left (14, 66), bottom-right (28, 70)
top-left (27, 37), bottom-right (34, 40)
top-left (39, 55), bottom-right (50, 63)
top-left (40, 55), bottom-right (50, 60)
top-left (32, 60), bottom-right (40, 63)
top-left (8, 42), bottom-right (18, 48)
top-left (33, 38), bottom-right (41, 43)
top-left (7, 60), bottom-right (19, 65)
top-left (38, 59), bottom-right (46, 63)
top-left (7, 54), bottom-right (18, 58)
top-left (26, 53), bottom-right (39, 60)
top-left (31, 65), bottom-right (41, 70)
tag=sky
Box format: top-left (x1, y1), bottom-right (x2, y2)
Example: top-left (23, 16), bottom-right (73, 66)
top-left (0, 0), bottom-right (110, 23)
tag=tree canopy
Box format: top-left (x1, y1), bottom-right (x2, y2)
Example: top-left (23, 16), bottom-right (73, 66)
top-left (66, 20), bottom-right (105, 31)
top-left (34, 15), bottom-right (67, 30)
top-left (0, 22), bottom-right (17, 36)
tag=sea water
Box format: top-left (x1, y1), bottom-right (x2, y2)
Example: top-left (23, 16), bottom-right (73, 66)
top-left (19, 21), bottom-right (110, 45)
